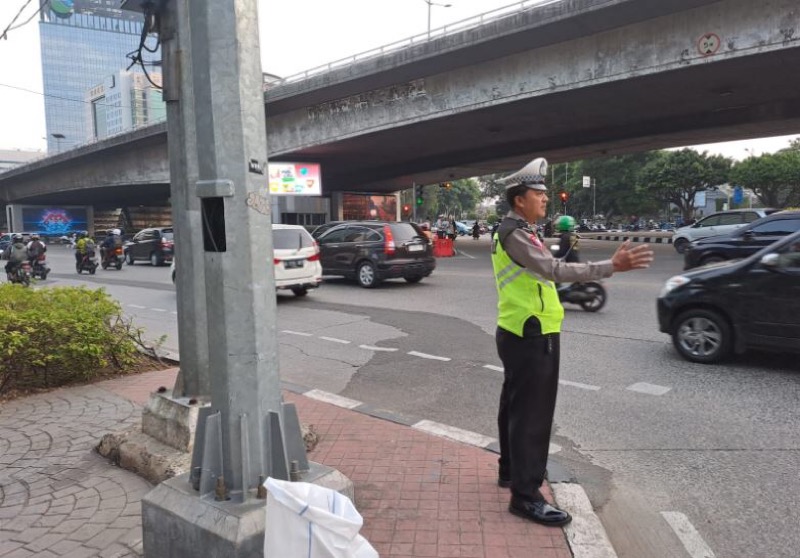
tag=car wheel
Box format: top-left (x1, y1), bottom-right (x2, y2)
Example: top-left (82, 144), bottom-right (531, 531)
top-left (356, 261), bottom-right (378, 288)
top-left (404, 276), bottom-right (423, 284)
top-left (150, 253), bottom-right (161, 267)
top-left (116, 261), bottom-right (123, 270)
top-left (672, 308), bottom-right (732, 364)
top-left (700, 255), bottom-right (726, 266)
top-left (126, 251), bottom-right (135, 265)
top-left (673, 238), bottom-right (689, 254)
top-left (291, 287), bottom-right (308, 297)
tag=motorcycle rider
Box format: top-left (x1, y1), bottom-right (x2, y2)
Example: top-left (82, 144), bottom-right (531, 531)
top-left (75, 231), bottom-right (96, 266)
top-left (26, 233), bottom-right (47, 265)
top-left (553, 216), bottom-right (580, 263)
top-left (472, 221), bottom-right (482, 240)
top-left (100, 228), bottom-right (122, 265)
top-left (5, 234), bottom-right (28, 280)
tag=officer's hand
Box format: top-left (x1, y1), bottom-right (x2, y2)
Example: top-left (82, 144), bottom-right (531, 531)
top-left (612, 241), bottom-right (654, 272)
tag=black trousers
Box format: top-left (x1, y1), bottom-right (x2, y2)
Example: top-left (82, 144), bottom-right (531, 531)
top-left (496, 324), bottom-right (560, 502)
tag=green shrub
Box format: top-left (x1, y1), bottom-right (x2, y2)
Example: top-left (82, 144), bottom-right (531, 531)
top-left (0, 284), bottom-right (144, 395)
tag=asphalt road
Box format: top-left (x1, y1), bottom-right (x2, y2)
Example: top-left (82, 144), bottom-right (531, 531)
top-left (37, 239), bottom-right (800, 558)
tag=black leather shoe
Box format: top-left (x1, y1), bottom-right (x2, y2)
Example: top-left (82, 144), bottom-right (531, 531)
top-left (509, 497), bottom-right (572, 526)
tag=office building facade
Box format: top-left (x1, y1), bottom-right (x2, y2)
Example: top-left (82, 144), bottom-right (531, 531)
top-left (39, 1), bottom-right (160, 152)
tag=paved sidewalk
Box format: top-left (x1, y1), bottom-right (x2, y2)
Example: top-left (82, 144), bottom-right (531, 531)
top-left (1, 368), bottom-right (575, 558)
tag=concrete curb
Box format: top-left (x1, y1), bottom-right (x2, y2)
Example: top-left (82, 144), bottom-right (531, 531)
top-left (162, 350), bottom-right (618, 558)
top-left (576, 233), bottom-right (673, 244)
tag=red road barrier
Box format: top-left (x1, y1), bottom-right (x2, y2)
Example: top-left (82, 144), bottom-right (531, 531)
top-left (433, 238), bottom-right (454, 257)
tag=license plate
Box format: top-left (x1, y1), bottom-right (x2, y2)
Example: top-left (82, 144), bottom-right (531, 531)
top-left (408, 244), bottom-right (424, 252)
top-left (284, 259), bottom-right (304, 269)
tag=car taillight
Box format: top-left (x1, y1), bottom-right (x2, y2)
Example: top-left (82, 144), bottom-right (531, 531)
top-left (383, 225), bottom-right (395, 255)
top-left (307, 241), bottom-right (320, 261)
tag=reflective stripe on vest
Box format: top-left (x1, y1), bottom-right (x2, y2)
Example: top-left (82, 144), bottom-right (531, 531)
top-left (492, 232), bottom-right (564, 336)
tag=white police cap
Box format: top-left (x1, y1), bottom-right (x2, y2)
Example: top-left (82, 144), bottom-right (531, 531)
top-left (499, 157), bottom-right (548, 191)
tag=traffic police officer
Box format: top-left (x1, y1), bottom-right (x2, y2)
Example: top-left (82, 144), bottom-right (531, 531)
top-left (492, 157), bottom-right (654, 526)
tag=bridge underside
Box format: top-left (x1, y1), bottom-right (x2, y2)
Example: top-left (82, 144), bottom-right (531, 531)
top-left (279, 47), bottom-right (800, 192)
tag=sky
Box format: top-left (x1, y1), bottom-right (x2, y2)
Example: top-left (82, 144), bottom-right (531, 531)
top-left (1, 0), bottom-right (797, 157)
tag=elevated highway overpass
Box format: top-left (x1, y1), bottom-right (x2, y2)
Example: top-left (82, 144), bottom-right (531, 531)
top-left (1, 0), bottom-right (799, 208)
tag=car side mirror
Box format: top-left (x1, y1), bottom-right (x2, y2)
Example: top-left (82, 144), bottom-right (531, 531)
top-left (760, 253), bottom-right (780, 267)
top-left (742, 230), bottom-right (754, 239)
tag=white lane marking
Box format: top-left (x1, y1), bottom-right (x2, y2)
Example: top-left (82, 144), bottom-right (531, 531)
top-left (359, 345), bottom-right (399, 352)
top-left (560, 379), bottom-right (601, 391)
top-left (549, 443), bottom-right (562, 454)
top-left (281, 330), bottom-right (314, 337)
top-left (151, 308), bottom-right (167, 312)
top-left (483, 364), bottom-right (504, 372)
top-left (170, 311), bottom-right (178, 315)
top-left (412, 420), bottom-right (495, 447)
top-left (627, 382), bottom-right (671, 396)
top-left (660, 512), bottom-right (716, 558)
top-left (457, 249), bottom-right (476, 259)
top-left (128, 304), bottom-right (146, 309)
top-left (304, 390), bottom-right (361, 409)
top-left (319, 336), bottom-right (351, 344)
top-left (553, 483), bottom-right (619, 558)
top-left (408, 351), bottom-right (451, 362)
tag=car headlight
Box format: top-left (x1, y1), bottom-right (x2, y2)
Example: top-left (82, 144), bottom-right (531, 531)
top-left (660, 275), bottom-right (691, 297)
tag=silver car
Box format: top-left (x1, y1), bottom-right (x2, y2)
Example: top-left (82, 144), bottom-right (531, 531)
top-left (672, 208), bottom-right (776, 254)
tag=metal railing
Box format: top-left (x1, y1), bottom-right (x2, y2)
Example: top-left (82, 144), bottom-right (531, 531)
top-left (276, 0), bottom-right (560, 85)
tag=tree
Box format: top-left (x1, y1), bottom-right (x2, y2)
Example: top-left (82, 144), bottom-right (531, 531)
top-left (436, 178), bottom-right (481, 218)
top-left (730, 150), bottom-right (800, 208)
top-left (639, 149), bottom-right (731, 222)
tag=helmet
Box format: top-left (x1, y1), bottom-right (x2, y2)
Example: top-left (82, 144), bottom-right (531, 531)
top-left (498, 157), bottom-right (548, 191)
top-left (12, 234), bottom-right (23, 242)
top-left (107, 229), bottom-right (115, 235)
top-left (112, 228), bottom-right (121, 236)
top-left (78, 231), bottom-right (87, 238)
top-left (31, 233), bottom-right (40, 240)
top-left (556, 216), bottom-right (576, 232)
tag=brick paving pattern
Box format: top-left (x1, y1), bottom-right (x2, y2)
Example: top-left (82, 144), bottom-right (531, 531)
top-left (0, 368), bottom-right (572, 557)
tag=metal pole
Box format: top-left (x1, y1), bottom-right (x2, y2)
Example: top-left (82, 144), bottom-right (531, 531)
top-left (412, 182), bottom-right (417, 222)
top-left (593, 178), bottom-right (596, 219)
top-left (427, 1), bottom-right (431, 39)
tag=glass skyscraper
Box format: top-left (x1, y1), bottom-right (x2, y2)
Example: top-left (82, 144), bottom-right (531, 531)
top-left (39, 0), bottom-right (161, 153)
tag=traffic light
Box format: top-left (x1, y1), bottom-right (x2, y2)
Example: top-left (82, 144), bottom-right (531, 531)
top-left (415, 185), bottom-right (424, 206)
top-left (559, 191), bottom-right (569, 203)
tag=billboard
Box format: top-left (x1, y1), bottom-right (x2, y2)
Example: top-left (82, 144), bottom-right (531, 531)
top-left (342, 194), bottom-right (397, 221)
top-left (21, 207), bottom-right (90, 237)
top-left (269, 162), bottom-right (322, 196)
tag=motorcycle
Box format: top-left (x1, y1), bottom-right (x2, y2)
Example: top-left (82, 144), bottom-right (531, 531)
top-left (101, 245), bottom-right (124, 270)
top-left (7, 261), bottom-right (33, 287)
top-left (31, 254), bottom-right (50, 280)
top-left (549, 243), bottom-right (607, 312)
top-left (76, 250), bottom-right (99, 275)
top-left (557, 281), bottom-right (607, 312)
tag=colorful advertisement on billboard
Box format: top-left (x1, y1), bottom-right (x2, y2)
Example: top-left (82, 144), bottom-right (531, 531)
top-left (268, 162), bottom-right (322, 196)
top-left (22, 207), bottom-right (89, 238)
top-left (342, 194), bottom-right (397, 221)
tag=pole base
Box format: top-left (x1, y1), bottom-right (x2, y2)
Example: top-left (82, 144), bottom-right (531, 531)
top-left (142, 464), bottom-right (354, 557)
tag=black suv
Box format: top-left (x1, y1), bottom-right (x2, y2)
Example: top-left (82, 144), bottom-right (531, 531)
top-left (316, 221), bottom-right (435, 287)
top-left (124, 227), bottom-right (174, 266)
top-left (659, 229), bottom-right (800, 363)
top-left (684, 210), bottom-right (800, 269)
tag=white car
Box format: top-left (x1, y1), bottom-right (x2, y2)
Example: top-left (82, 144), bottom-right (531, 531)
top-left (272, 224), bottom-right (322, 296)
top-left (672, 209), bottom-right (775, 254)
top-left (171, 225), bottom-right (322, 296)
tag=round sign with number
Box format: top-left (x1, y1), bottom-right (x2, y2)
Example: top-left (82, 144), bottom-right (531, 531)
top-left (698, 33), bottom-right (721, 56)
